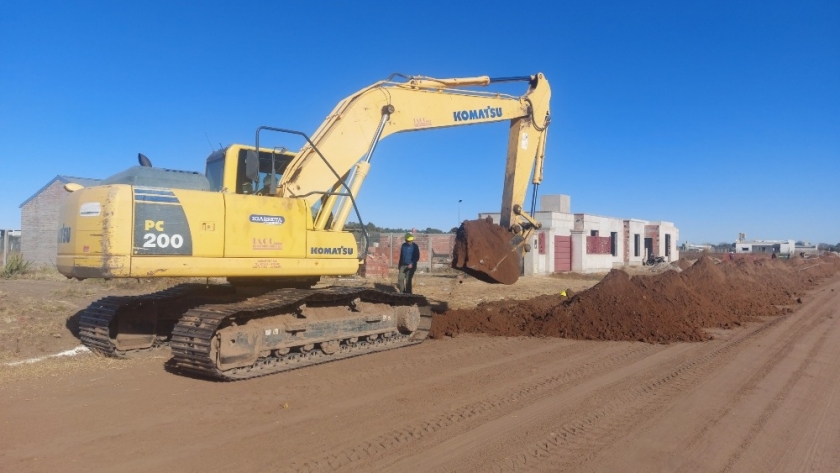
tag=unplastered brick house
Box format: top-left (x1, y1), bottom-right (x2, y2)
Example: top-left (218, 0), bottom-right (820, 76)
top-left (19, 175), bottom-right (101, 267)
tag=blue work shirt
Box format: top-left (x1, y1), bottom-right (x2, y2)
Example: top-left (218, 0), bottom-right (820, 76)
top-left (399, 242), bottom-right (420, 267)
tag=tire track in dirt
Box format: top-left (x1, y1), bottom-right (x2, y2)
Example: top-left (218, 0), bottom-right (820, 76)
top-left (718, 286), bottom-right (840, 473)
top-left (285, 342), bottom-right (661, 473)
top-left (167, 338), bottom-right (618, 467)
top-left (260, 339), bottom-right (588, 427)
top-left (667, 283), bottom-right (840, 473)
top-left (719, 325), bottom-right (832, 473)
top-left (616, 288), bottom-right (840, 473)
top-left (307, 334), bottom-right (576, 390)
top-left (796, 375), bottom-right (840, 473)
top-left (462, 310), bottom-right (800, 472)
top-left (508, 277), bottom-right (840, 473)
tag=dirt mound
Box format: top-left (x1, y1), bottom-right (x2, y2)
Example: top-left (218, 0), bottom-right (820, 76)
top-left (676, 258), bottom-right (695, 270)
top-left (430, 255), bottom-right (840, 343)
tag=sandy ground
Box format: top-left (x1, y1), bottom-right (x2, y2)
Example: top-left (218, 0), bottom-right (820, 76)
top-left (1, 265), bottom-right (840, 472)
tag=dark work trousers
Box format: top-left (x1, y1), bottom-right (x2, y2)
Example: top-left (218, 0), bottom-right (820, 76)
top-left (398, 264), bottom-right (416, 294)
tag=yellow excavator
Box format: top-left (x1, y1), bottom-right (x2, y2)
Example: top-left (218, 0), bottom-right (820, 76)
top-left (57, 72), bottom-right (551, 380)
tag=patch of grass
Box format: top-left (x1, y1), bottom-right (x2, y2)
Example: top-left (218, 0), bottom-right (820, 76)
top-left (2, 252), bottom-right (31, 278)
top-left (16, 265), bottom-right (66, 281)
top-left (52, 287), bottom-right (99, 298)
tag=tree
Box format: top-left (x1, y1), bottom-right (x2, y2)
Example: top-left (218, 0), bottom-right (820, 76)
top-left (344, 221), bottom-right (448, 234)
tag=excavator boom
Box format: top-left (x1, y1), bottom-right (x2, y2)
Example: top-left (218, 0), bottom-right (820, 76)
top-left (278, 73), bottom-right (550, 231)
top-left (276, 72), bottom-right (551, 283)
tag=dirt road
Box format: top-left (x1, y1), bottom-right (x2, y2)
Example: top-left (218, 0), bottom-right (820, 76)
top-left (2, 271), bottom-right (839, 472)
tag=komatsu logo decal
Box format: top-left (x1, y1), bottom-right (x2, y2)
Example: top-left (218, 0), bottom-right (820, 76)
top-left (453, 106), bottom-right (503, 122)
top-left (250, 214), bottom-right (285, 225)
top-left (310, 246), bottom-right (354, 255)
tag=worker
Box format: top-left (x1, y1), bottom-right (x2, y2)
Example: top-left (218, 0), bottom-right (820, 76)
top-left (398, 232), bottom-right (420, 294)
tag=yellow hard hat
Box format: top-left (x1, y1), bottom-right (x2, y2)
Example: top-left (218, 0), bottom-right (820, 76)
top-left (405, 233), bottom-right (414, 241)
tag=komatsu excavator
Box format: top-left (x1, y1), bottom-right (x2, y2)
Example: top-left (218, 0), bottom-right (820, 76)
top-left (57, 72), bottom-right (551, 380)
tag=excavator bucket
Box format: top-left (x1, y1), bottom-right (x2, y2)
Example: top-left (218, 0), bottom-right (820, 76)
top-left (452, 217), bottom-right (521, 285)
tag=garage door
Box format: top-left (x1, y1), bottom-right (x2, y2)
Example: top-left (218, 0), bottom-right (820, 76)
top-left (554, 236), bottom-right (571, 272)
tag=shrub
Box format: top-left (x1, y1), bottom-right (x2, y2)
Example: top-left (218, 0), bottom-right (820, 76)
top-left (2, 252), bottom-right (31, 278)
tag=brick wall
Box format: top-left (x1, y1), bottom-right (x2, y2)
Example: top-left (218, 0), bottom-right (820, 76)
top-left (21, 180), bottom-right (69, 267)
top-left (645, 224), bottom-right (660, 257)
top-left (364, 233), bottom-right (456, 276)
top-left (586, 235), bottom-right (612, 254)
top-left (360, 254), bottom-right (390, 278)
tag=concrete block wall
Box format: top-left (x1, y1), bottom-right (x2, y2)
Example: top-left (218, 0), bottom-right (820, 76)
top-left (656, 221), bottom-right (680, 262)
top-left (574, 213), bottom-right (625, 268)
top-left (20, 180), bottom-right (68, 267)
top-left (625, 219), bottom-right (647, 266)
top-left (540, 194), bottom-right (570, 213)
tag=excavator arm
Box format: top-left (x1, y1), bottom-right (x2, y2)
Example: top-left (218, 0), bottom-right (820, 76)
top-left (277, 73), bottom-right (551, 236)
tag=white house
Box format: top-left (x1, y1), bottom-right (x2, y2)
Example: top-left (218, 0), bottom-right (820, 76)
top-left (734, 239), bottom-right (796, 256)
top-left (481, 195), bottom-right (680, 274)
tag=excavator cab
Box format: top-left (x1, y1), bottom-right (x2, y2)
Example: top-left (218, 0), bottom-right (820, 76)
top-left (204, 146), bottom-right (295, 196)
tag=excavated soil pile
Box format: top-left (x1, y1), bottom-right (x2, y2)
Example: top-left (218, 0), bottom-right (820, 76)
top-left (452, 217), bottom-right (521, 285)
top-left (430, 254), bottom-right (840, 343)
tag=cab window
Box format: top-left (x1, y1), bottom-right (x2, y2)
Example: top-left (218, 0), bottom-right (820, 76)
top-left (236, 149), bottom-right (294, 195)
top-left (205, 158), bottom-right (225, 191)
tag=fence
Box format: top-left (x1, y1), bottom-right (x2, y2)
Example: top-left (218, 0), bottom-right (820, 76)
top-left (1, 230), bottom-right (22, 266)
top-left (361, 233), bottom-right (456, 278)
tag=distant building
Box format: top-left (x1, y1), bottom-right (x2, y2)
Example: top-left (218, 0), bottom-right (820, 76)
top-left (1, 229), bottom-right (22, 265)
top-left (19, 175), bottom-right (101, 267)
top-left (481, 195), bottom-right (680, 274)
top-left (682, 242), bottom-right (713, 253)
top-left (734, 238), bottom-right (796, 256)
top-left (795, 242), bottom-right (819, 256)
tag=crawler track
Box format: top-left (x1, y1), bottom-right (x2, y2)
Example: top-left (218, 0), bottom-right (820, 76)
top-left (78, 284), bottom-right (237, 356)
top-left (170, 287), bottom-right (432, 381)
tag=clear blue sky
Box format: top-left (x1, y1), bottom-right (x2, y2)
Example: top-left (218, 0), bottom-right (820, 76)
top-left (1, 0), bottom-right (838, 245)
